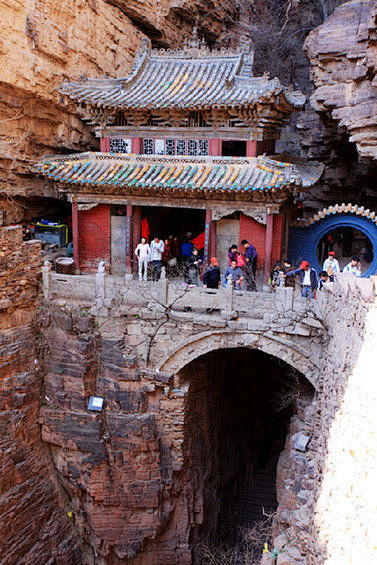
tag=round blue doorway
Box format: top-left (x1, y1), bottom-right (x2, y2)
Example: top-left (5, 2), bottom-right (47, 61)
top-left (288, 205), bottom-right (377, 277)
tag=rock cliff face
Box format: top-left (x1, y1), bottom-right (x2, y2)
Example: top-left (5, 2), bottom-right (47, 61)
top-left (0, 223), bottom-right (81, 562)
top-left (305, 0), bottom-right (377, 162)
top-left (0, 0), bottom-right (242, 222)
top-left (0, 0), bottom-right (143, 220)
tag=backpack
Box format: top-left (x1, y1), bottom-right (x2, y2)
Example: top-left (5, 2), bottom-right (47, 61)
top-left (236, 254), bottom-right (245, 268)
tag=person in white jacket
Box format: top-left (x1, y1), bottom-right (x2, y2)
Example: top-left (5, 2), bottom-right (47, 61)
top-left (149, 236), bottom-right (165, 281)
top-left (323, 251), bottom-right (340, 281)
top-left (134, 237), bottom-right (150, 281)
top-left (343, 256), bottom-right (362, 277)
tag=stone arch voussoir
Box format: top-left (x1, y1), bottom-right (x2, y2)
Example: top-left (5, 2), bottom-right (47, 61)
top-left (157, 330), bottom-right (320, 390)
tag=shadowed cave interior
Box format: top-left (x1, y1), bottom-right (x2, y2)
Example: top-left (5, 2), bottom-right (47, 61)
top-left (179, 348), bottom-right (314, 555)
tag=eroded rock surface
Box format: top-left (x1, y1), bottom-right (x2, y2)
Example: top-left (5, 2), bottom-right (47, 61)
top-left (0, 0), bottom-right (244, 221)
top-left (0, 225), bottom-right (81, 563)
top-left (305, 0), bottom-right (377, 161)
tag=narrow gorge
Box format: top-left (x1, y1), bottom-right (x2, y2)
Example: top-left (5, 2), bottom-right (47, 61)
top-left (1, 1), bottom-right (377, 564)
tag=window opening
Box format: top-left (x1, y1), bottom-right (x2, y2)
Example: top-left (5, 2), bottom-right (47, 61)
top-left (222, 140), bottom-right (247, 157)
top-left (109, 138), bottom-right (131, 154)
top-left (198, 140), bottom-right (209, 156)
top-left (143, 139), bottom-right (154, 154)
top-left (188, 140), bottom-right (198, 156)
top-left (177, 140), bottom-right (186, 155)
top-left (165, 140), bottom-right (176, 155)
top-left (142, 139), bottom-right (209, 156)
top-left (154, 139), bottom-right (165, 155)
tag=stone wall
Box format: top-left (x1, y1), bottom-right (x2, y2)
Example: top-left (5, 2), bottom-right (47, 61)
top-left (5, 260), bottom-right (377, 563)
top-left (310, 275), bottom-right (377, 564)
top-left (38, 274), bottom-right (325, 562)
top-left (0, 224), bottom-right (81, 563)
top-left (271, 275), bottom-right (377, 564)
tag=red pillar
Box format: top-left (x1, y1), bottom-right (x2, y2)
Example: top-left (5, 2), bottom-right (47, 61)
top-left (204, 209), bottom-right (212, 264)
top-left (132, 206), bottom-right (142, 272)
top-left (264, 210), bottom-right (274, 285)
top-left (208, 139), bottom-right (222, 156)
top-left (125, 204), bottom-right (133, 274)
top-left (246, 140), bottom-right (257, 157)
top-left (210, 219), bottom-right (217, 258)
top-left (132, 137), bottom-right (142, 154)
top-left (72, 201), bottom-right (80, 274)
top-left (100, 137), bottom-right (110, 152)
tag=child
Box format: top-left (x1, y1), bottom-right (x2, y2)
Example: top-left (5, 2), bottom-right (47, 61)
top-left (319, 270), bottom-right (329, 290)
top-left (269, 262), bottom-right (284, 291)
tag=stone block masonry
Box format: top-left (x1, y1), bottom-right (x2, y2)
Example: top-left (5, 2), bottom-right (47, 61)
top-left (0, 225), bottom-right (81, 563)
top-left (3, 225), bottom-right (377, 564)
top-left (39, 276), bottom-right (327, 562)
top-left (273, 275), bottom-right (377, 564)
top-left (39, 272), bottom-right (377, 563)
top-left (40, 310), bottom-right (189, 562)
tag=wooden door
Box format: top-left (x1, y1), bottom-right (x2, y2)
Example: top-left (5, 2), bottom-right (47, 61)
top-left (216, 218), bottom-right (240, 272)
top-left (111, 215), bottom-right (127, 274)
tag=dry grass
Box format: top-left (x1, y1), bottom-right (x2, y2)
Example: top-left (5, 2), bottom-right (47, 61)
top-left (196, 513), bottom-right (275, 564)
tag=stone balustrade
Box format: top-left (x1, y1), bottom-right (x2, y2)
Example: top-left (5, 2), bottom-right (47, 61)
top-left (45, 269), bottom-right (305, 320)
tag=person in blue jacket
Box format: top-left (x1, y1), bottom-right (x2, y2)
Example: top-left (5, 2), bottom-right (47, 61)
top-left (224, 259), bottom-right (244, 290)
top-left (203, 257), bottom-right (221, 289)
top-left (284, 260), bottom-right (318, 298)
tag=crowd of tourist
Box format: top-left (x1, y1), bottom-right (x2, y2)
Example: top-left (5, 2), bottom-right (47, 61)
top-left (134, 233), bottom-right (363, 298)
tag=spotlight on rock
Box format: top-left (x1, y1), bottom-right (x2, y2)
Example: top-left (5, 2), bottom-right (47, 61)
top-left (88, 396), bottom-right (104, 412)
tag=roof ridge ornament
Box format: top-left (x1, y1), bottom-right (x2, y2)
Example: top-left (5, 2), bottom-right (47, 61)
top-left (189, 26), bottom-right (200, 49)
top-left (119, 37), bottom-right (151, 89)
top-left (239, 34), bottom-right (253, 54)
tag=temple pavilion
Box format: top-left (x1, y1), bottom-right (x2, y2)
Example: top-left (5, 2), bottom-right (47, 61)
top-left (35, 33), bottom-right (323, 280)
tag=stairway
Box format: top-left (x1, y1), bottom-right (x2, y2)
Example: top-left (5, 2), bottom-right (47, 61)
top-left (239, 457), bottom-right (278, 525)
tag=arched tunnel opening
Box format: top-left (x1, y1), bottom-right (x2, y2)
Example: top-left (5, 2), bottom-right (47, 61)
top-left (178, 347), bottom-right (315, 560)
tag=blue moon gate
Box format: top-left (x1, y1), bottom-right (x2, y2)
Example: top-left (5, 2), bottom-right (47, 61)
top-left (288, 204), bottom-right (377, 277)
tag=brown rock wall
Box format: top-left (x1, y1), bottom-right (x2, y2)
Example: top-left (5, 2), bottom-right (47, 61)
top-left (0, 0), bottom-right (143, 209)
top-left (0, 0), bottom-right (243, 216)
top-left (40, 313), bottom-right (182, 562)
top-left (0, 225), bottom-right (81, 564)
top-left (305, 0), bottom-right (377, 161)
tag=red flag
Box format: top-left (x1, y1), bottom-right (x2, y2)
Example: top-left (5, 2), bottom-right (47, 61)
top-left (192, 232), bottom-right (205, 250)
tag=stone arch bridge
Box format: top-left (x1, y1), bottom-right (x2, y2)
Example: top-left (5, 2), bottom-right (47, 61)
top-left (44, 269), bottom-right (325, 389)
top-left (40, 269), bottom-right (333, 563)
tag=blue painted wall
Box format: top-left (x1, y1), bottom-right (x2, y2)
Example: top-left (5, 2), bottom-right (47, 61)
top-left (288, 214), bottom-right (377, 277)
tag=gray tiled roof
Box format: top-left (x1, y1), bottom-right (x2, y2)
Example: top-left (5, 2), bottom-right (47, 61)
top-left (35, 153), bottom-right (323, 195)
top-left (60, 39), bottom-right (305, 111)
